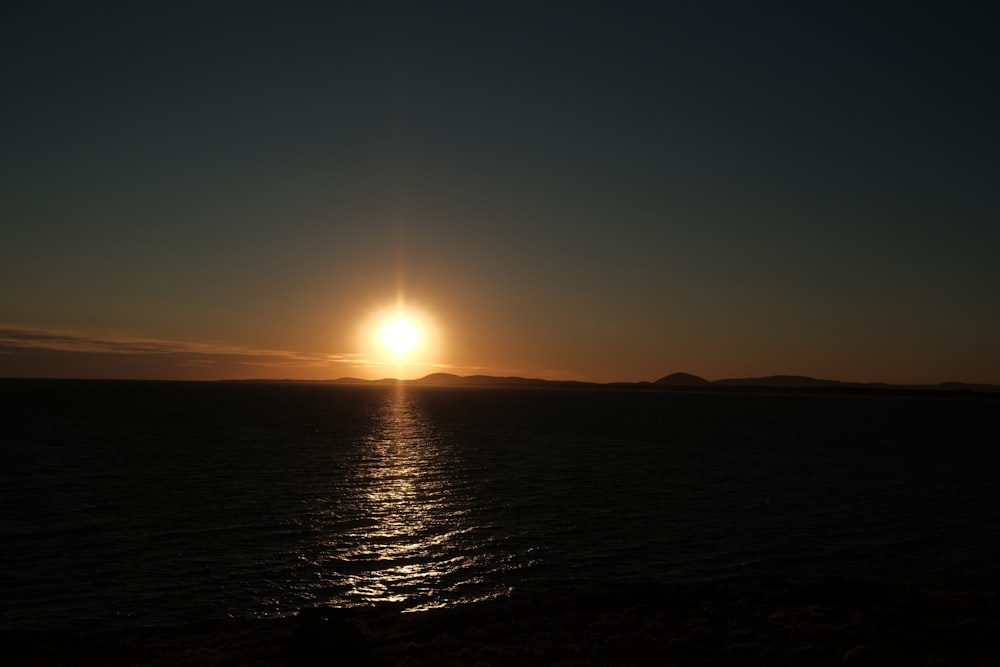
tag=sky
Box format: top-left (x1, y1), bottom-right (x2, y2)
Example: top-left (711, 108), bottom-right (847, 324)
top-left (2, 2), bottom-right (999, 384)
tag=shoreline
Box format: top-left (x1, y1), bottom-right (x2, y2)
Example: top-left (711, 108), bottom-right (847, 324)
top-left (5, 579), bottom-right (1000, 666)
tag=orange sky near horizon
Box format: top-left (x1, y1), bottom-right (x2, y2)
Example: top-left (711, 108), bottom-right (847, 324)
top-left (1, 309), bottom-right (997, 386)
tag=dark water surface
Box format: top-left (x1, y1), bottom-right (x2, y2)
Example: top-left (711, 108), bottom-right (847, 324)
top-left (1, 379), bottom-right (998, 632)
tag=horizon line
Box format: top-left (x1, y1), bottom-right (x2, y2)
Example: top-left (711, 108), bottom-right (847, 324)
top-left (2, 371), bottom-right (998, 392)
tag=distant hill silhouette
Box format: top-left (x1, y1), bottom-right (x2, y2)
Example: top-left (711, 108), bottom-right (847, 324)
top-left (331, 373), bottom-right (596, 388)
top-left (713, 375), bottom-right (852, 388)
top-left (415, 374), bottom-right (595, 388)
top-left (654, 372), bottom-right (710, 386)
top-left (327, 372), bottom-right (998, 395)
top-left (413, 372), bottom-right (463, 385)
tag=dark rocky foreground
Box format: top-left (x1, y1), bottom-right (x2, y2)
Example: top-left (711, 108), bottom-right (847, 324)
top-left (4, 579), bottom-right (1000, 666)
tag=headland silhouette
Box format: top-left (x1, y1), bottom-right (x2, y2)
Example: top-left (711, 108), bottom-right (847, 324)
top-left (320, 371), bottom-right (1000, 396)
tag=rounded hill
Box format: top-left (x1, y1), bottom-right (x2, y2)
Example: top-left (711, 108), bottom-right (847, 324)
top-left (654, 372), bottom-right (710, 386)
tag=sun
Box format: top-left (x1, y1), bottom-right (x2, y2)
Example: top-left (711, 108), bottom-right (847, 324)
top-left (380, 317), bottom-right (420, 356)
top-left (359, 302), bottom-right (441, 377)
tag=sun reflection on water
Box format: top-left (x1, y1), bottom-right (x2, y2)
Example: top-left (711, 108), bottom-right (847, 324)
top-left (311, 385), bottom-right (508, 610)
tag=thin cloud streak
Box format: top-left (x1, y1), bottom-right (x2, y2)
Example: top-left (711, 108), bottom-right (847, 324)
top-left (0, 324), bottom-right (366, 378)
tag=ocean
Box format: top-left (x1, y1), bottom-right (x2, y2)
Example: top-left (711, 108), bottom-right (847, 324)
top-left (2, 379), bottom-right (998, 634)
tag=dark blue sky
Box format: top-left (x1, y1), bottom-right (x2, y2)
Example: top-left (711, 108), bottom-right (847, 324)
top-left (2, 2), bottom-right (998, 382)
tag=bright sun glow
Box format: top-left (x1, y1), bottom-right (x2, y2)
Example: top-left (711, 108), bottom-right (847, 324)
top-left (359, 302), bottom-right (441, 378)
top-left (380, 317), bottom-right (420, 356)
